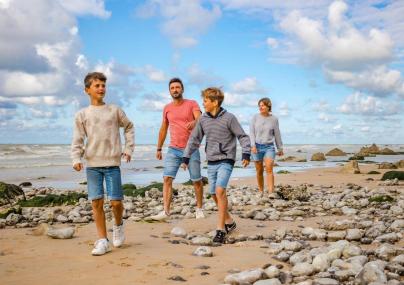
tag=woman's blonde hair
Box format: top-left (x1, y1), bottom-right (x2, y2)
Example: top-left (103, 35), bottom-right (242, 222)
top-left (258, 97), bottom-right (272, 112)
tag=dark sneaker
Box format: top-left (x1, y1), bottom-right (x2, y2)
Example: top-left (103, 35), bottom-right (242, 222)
top-left (213, 230), bottom-right (227, 244)
top-left (225, 221), bottom-right (237, 234)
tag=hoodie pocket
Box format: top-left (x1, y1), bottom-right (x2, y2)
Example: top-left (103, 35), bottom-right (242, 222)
top-left (219, 143), bottom-right (226, 155)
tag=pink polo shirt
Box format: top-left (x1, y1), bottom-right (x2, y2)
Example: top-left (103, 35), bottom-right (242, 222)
top-left (163, 99), bottom-right (201, 149)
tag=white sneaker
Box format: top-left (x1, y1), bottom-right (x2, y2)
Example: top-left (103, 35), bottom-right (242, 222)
top-left (91, 239), bottom-right (111, 256)
top-left (112, 222), bottom-right (125, 247)
top-left (195, 208), bottom-right (205, 219)
top-left (149, 210), bottom-right (169, 222)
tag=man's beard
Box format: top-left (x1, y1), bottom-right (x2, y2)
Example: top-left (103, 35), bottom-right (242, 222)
top-left (171, 91), bottom-right (183, 99)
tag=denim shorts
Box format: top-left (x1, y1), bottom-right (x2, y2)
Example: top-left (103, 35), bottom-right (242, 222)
top-left (86, 166), bottom-right (123, 201)
top-left (163, 147), bottom-right (202, 181)
top-left (207, 162), bottom-right (234, 195)
top-left (251, 143), bottom-right (276, 161)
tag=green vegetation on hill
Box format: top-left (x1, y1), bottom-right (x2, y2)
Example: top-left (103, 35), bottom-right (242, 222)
top-left (381, 171), bottom-right (404, 181)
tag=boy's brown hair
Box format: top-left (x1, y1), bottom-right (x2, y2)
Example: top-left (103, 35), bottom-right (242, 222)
top-left (84, 72), bottom-right (107, 88)
top-left (258, 97), bottom-right (272, 112)
top-left (201, 87), bottom-right (225, 107)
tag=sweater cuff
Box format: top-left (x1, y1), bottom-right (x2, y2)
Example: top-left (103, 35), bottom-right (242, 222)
top-left (182, 157), bottom-right (190, 165)
top-left (242, 153), bottom-right (250, 161)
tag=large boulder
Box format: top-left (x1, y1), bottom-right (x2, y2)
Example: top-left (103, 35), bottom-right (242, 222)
top-left (278, 156), bottom-right (307, 162)
top-left (340, 160), bottom-right (360, 174)
top-left (0, 182), bottom-right (25, 206)
top-left (381, 171), bottom-right (404, 181)
top-left (358, 143), bottom-right (379, 156)
top-left (394, 160), bottom-right (404, 168)
top-left (379, 148), bottom-right (396, 155)
top-left (311, 153), bottom-right (326, 161)
top-left (326, 148), bottom-right (346, 156)
top-left (378, 162), bottom-right (397, 169)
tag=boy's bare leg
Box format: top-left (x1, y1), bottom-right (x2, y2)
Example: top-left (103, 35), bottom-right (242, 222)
top-left (264, 158), bottom-right (275, 193)
top-left (255, 161), bottom-right (264, 193)
top-left (211, 194), bottom-right (232, 223)
top-left (92, 198), bottom-right (107, 239)
top-left (110, 200), bottom-right (123, 225)
top-left (193, 180), bottom-right (203, 208)
top-left (214, 187), bottom-right (233, 229)
top-left (163, 176), bottom-right (174, 214)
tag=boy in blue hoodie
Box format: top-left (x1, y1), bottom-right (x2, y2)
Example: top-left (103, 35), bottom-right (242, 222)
top-left (181, 87), bottom-right (251, 243)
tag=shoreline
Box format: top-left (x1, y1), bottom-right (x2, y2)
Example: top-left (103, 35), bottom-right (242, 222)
top-left (1, 163), bottom-right (404, 284)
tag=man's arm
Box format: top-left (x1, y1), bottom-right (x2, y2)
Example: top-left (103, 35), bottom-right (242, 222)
top-left (156, 119), bottom-right (169, 160)
top-left (186, 108), bottom-right (202, 130)
top-left (118, 108), bottom-right (135, 162)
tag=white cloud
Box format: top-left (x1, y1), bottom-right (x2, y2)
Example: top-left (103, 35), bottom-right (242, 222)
top-left (312, 100), bottom-right (330, 111)
top-left (224, 92), bottom-right (257, 107)
top-left (0, 0), bottom-right (11, 9)
top-left (325, 66), bottom-right (404, 97)
top-left (318, 112), bottom-right (332, 122)
top-left (30, 108), bottom-right (55, 119)
top-left (266, 37), bottom-right (279, 48)
top-left (332, 123), bottom-right (343, 134)
top-left (231, 77), bottom-right (266, 94)
top-left (141, 65), bottom-right (167, 82)
top-left (338, 92), bottom-right (401, 116)
top-left (361, 126), bottom-right (370, 132)
top-left (58, 0), bottom-right (111, 18)
top-left (136, 0), bottom-right (222, 48)
top-left (278, 102), bottom-right (289, 117)
top-left (139, 92), bottom-right (171, 111)
top-left (187, 64), bottom-right (223, 87)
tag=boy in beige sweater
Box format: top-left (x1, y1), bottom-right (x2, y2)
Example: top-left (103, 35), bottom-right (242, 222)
top-left (71, 72), bottom-right (134, 255)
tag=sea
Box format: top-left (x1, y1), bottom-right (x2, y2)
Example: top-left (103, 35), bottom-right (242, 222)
top-left (0, 144), bottom-right (403, 190)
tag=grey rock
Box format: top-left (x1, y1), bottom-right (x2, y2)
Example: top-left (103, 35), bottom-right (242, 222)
top-left (313, 253), bottom-right (330, 272)
top-left (6, 213), bottom-right (22, 226)
top-left (224, 268), bottom-right (264, 285)
top-left (334, 270), bottom-right (354, 282)
top-left (342, 244), bottom-right (362, 258)
top-left (191, 236), bottom-right (212, 246)
top-left (376, 232), bottom-right (399, 243)
top-left (56, 215), bottom-right (68, 223)
top-left (327, 231), bottom-right (346, 241)
top-left (313, 278), bottom-right (339, 285)
top-left (375, 243), bottom-right (396, 261)
top-left (254, 212), bottom-right (267, 221)
top-left (47, 226), bottom-right (75, 239)
top-left (391, 254), bottom-right (404, 265)
top-left (390, 220), bottom-right (404, 231)
top-left (292, 262), bottom-right (314, 276)
top-left (281, 240), bottom-right (303, 251)
top-left (274, 251), bottom-right (290, 262)
top-left (171, 227), bottom-right (187, 238)
top-left (290, 250), bottom-right (313, 266)
top-left (253, 279), bottom-right (281, 285)
top-left (264, 266), bottom-right (280, 278)
top-left (192, 246), bottom-right (213, 257)
top-left (356, 261), bottom-right (387, 285)
top-left (346, 229), bottom-right (362, 241)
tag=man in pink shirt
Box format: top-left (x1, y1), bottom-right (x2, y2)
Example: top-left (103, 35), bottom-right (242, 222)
top-left (150, 78), bottom-right (204, 221)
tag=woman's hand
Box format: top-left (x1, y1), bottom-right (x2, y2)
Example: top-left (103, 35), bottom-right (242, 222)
top-left (251, 146), bottom-right (257, 154)
top-left (277, 150), bottom-right (284, 156)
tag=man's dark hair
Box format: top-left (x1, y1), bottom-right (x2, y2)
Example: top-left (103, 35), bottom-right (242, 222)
top-left (169, 77), bottom-right (184, 90)
top-left (84, 72), bottom-right (107, 88)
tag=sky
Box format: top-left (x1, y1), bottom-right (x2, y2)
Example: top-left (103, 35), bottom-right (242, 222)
top-left (0, 0), bottom-right (403, 145)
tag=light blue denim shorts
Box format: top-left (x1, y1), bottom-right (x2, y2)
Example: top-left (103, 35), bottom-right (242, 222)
top-left (207, 162), bottom-right (234, 195)
top-left (163, 147), bottom-right (202, 181)
top-left (86, 166), bottom-right (123, 201)
top-left (251, 143), bottom-right (276, 161)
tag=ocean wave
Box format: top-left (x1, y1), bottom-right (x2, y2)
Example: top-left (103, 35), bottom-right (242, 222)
top-left (0, 162), bottom-right (72, 169)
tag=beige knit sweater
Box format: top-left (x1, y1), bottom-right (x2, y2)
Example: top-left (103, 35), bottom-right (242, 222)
top-left (71, 104), bottom-right (134, 167)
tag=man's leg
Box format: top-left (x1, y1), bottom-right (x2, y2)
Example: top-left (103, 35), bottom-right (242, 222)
top-left (92, 198), bottom-right (107, 239)
top-left (193, 180), bottom-right (203, 209)
top-left (215, 187), bottom-right (228, 230)
top-left (163, 176), bottom-right (174, 214)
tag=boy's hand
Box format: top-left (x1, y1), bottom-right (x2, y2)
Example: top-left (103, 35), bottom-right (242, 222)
top-left (122, 153), bottom-right (131, 162)
top-left (180, 163), bottom-right (188, 170)
top-left (242, 159), bottom-right (250, 168)
top-left (277, 150), bottom-right (284, 156)
top-left (156, 150), bottom-right (162, 160)
top-left (251, 146), bottom-right (257, 154)
top-left (73, 163), bottom-right (83, 171)
top-left (186, 120), bottom-right (196, 130)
